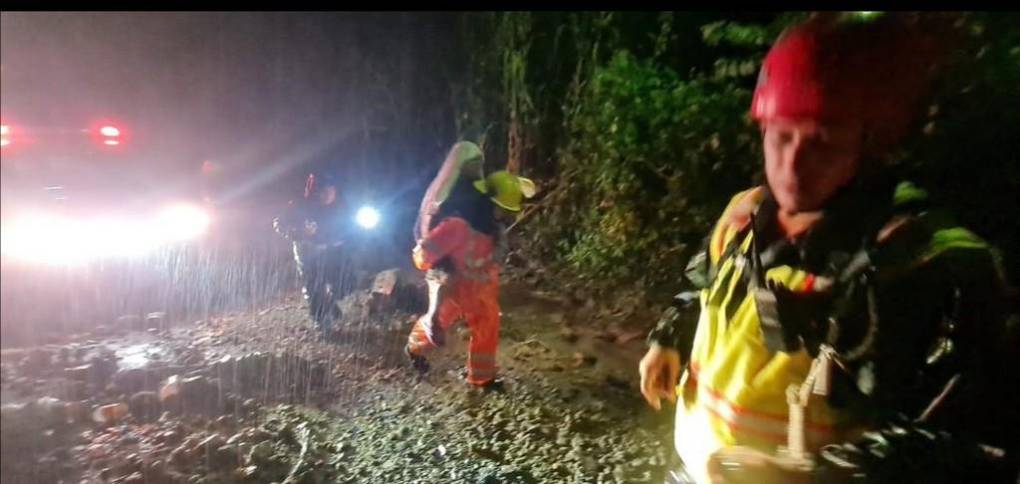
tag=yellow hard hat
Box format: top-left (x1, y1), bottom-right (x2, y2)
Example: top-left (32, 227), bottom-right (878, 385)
top-left (473, 170), bottom-right (537, 212)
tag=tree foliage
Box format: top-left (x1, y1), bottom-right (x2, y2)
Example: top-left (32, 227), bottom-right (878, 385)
top-left (452, 12), bottom-right (1020, 293)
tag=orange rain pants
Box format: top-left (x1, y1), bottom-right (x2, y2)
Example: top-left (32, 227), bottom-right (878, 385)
top-left (407, 217), bottom-right (500, 386)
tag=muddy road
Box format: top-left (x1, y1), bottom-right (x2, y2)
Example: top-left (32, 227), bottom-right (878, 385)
top-left (1, 280), bottom-right (676, 483)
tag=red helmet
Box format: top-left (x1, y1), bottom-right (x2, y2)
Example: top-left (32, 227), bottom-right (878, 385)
top-left (304, 172), bottom-right (338, 200)
top-left (752, 13), bottom-right (951, 153)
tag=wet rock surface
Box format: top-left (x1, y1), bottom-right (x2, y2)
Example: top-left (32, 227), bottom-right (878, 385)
top-left (1, 281), bottom-right (673, 483)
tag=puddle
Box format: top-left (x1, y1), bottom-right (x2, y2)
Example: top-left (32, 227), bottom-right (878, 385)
top-left (115, 343), bottom-right (164, 370)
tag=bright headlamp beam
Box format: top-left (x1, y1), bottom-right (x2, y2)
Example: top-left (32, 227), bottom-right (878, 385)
top-left (355, 206), bottom-right (380, 229)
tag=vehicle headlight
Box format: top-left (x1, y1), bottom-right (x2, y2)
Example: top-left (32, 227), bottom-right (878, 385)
top-left (0, 204), bottom-right (211, 266)
top-left (355, 205), bottom-right (380, 230)
top-left (156, 204), bottom-right (211, 242)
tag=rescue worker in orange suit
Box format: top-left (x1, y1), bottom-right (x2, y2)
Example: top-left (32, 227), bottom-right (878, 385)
top-left (406, 142), bottom-right (536, 388)
top-left (637, 13), bottom-right (1018, 484)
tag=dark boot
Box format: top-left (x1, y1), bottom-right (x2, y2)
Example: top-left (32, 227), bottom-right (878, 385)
top-left (477, 378), bottom-right (505, 393)
top-left (405, 346), bottom-right (430, 374)
top-left (455, 368), bottom-right (504, 393)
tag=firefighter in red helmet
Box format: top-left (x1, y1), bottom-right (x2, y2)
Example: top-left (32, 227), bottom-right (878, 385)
top-left (638, 13), bottom-right (1016, 484)
top-left (274, 171), bottom-right (356, 334)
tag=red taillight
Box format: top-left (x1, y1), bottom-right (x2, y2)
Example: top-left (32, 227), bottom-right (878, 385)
top-left (99, 124), bottom-right (122, 146)
top-left (89, 119), bottom-right (129, 149)
top-left (1, 124), bottom-right (11, 147)
top-left (0, 120), bottom-right (31, 154)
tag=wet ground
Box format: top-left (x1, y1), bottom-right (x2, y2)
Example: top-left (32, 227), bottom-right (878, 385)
top-left (1, 280), bottom-right (676, 483)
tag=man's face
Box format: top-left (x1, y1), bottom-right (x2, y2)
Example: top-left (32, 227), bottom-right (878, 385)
top-left (763, 118), bottom-right (863, 213)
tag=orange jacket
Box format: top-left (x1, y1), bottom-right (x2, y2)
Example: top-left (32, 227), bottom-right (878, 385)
top-left (413, 217), bottom-right (497, 283)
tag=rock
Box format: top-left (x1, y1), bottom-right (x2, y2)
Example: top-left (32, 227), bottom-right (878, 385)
top-left (10, 376), bottom-right (32, 394)
top-left (150, 365), bottom-right (186, 381)
top-left (500, 464), bottom-right (533, 481)
top-left (214, 415), bottom-right (235, 432)
top-left (86, 356), bottom-right (119, 387)
top-left (92, 402), bottom-right (129, 425)
top-left (55, 345), bottom-right (73, 364)
top-left (605, 375), bottom-right (630, 390)
top-left (469, 444), bottom-right (503, 462)
top-left (595, 328), bottom-right (619, 342)
top-left (155, 429), bottom-right (182, 445)
top-left (371, 269), bottom-right (399, 297)
top-left (211, 444), bottom-right (239, 470)
top-left (579, 454), bottom-right (599, 474)
top-left (65, 364), bottom-right (92, 382)
top-left (0, 348), bottom-right (26, 365)
top-left (145, 312), bottom-right (167, 331)
top-left (116, 314), bottom-right (143, 328)
top-left (226, 432), bottom-right (247, 446)
top-left (159, 375), bottom-right (218, 414)
top-left (65, 380), bottom-right (89, 400)
top-left (559, 327), bottom-right (579, 343)
top-left (21, 348), bottom-right (53, 376)
top-left (142, 462), bottom-right (172, 484)
top-left (0, 399), bottom-right (63, 429)
top-left (114, 456), bottom-right (144, 480)
top-left (571, 352), bottom-right (597, 368)
top-left (364, 268), bottom-right (428, 316)
top-left (247, 441), bottom-right (273, 463)
top-left (129, 391), bottom-right (160, 422)
top-left (65, 401), bottom-right (90, 423)
top-left (242, 398), bottom-right (258, 413)
top-left (36, 396), bottom-right (67, 425)
top-left (168, 444), bottom-right (193, 467)
top-left (113, 368), bottom-right (154, 394)
top-left (235, 465), bottom-right (259, 479)
top-left (159, 375), bottom-right (182, 404)
top-left (614, 330), bottom-right (645, 345)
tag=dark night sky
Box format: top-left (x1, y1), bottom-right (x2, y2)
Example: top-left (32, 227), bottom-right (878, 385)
top-left (1, 12), bottom-right (462, 208)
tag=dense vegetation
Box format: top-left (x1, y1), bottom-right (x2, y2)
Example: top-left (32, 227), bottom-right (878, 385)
top-left (448, 12), bottom-right (1020, 294)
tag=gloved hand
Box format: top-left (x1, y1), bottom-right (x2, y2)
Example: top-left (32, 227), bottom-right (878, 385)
top-left (273, 216), bottom-right (298, 239)
top-left (421, 269), bottom-right (449, 346)
top-left (422, 313), bottom-right (446, 347)
top-left (412, 243), bottom-right (430, 271)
